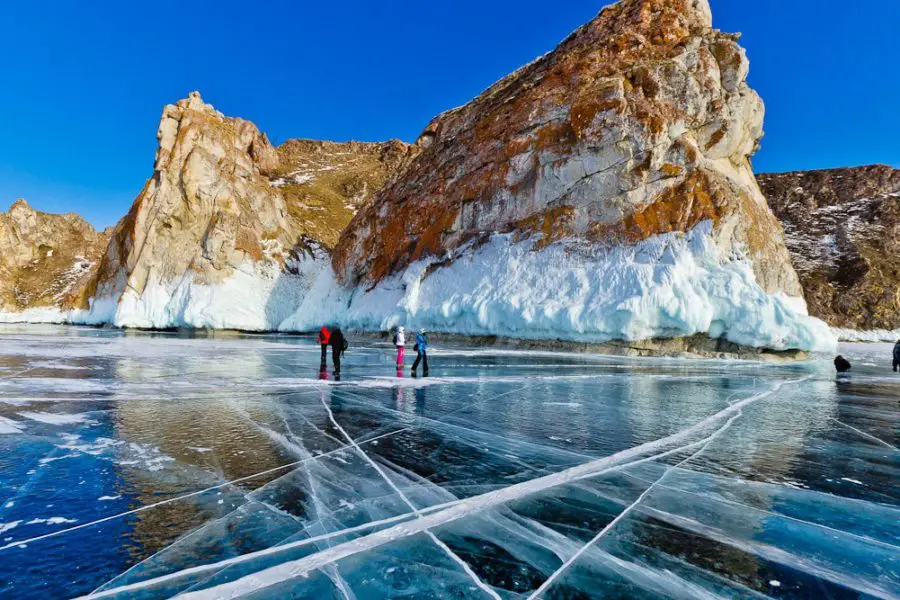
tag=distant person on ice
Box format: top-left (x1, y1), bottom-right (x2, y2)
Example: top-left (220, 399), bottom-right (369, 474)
top-left (330, 327), bottom-right (347, 376)
top-left (412, 328), bottom-right (429, 377)
top-left (834, 355), bottom-right (852, 374)
top-left (893, 340), bottom-right (900, 372)
top-left (393, 327), bottom-right (406, 369)
top-left (317, 326), bottom-right (331, 366)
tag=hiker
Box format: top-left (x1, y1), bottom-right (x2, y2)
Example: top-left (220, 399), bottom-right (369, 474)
top-left (316, 325), bottom-right (331, 366)
top-left (893, 340), bottom-right (900, 372)
top-left (412, 328), bottom-right (429, 376)
top-left (393, 326), bottom-right (406, 369)
top-left (834, 355), bottom-right (852, 374)
top-left (330, 327), bottom-right (347, 375)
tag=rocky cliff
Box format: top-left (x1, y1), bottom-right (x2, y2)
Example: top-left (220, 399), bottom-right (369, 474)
top-left (313, 0), bottom-right (831, 351)
top-left (77, 92), bottom-right (411, 330)
top-left (759, 165), bottom-right (900, 331)
top-left (0, 200), bottom-right (108, 316)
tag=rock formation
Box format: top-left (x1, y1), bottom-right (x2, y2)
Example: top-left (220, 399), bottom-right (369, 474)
top-left (79, 92), bottom-right (411, 330)
top-left (759, 165), bottom-right (900, 331)
top-left (0, 200), bottom-right (108, 316)
top-left (318, 0), bottom-right (831, 351)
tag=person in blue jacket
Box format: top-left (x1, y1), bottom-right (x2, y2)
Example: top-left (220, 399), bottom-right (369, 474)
top-left (412, 328), bottom-right (429, 376)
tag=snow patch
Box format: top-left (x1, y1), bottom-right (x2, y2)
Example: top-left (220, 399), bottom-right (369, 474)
top-left (0, 521), bottom-right (21, 535)
top-left (0, 416), bottom-right (23, 434)
top-left (27, 517), bottom-right (78, 526)
top-left (18, 412), bottom-right (94, 426)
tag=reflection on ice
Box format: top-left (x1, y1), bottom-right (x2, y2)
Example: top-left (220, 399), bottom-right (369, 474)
top-left (0, 325), bottom-right (897, 599)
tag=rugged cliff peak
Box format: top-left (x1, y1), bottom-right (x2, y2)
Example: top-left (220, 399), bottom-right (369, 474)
top-left (760, 165), bottom-right (900, 330)
top-left (315, 0), bottom-right (833, 352)
top-left (0, 200), bottom-right (108, 312)
top-left (81, 92), bottom-right (409, 330)
top-left (333, 0), bottom-right (800, 301)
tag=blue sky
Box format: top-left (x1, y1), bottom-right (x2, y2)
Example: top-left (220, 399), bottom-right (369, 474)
top-left (1, 0), bottom-right (897, 228)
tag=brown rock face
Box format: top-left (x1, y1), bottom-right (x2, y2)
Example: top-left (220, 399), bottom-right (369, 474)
top-left (0, 200), bottom-right (109, 312)
top-left (269, 139), bottom-right (415, 248)
top-left (333, 0), bottom-right (801, 301)
top-left (83, 92), bottom-right (411, 329)
top-left (759, 165), bottom-right (900, 330)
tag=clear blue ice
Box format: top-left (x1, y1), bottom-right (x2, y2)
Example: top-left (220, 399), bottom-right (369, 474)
top-left (0, 324), bottom-right (897, 599)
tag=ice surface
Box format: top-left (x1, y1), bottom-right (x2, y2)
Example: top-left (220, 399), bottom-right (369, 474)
top-left (0, 324), bottom-right (896, 599)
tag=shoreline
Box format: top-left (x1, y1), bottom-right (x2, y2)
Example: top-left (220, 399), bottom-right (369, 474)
top-left (0, 320), bottom-right (810, 361)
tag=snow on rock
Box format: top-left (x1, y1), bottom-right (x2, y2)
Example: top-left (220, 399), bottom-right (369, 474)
top-left (760, 165), bottom-right (900, 331)
top-left (0, 200), bottom-right (109, 315)
top-left (282, 222), bottom-right (836, 353)
top-left (106, 248), bottom-right (330, 331)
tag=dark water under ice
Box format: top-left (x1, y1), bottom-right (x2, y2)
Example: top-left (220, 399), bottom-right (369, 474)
top-left (0, 324), bottom-right (897, 599)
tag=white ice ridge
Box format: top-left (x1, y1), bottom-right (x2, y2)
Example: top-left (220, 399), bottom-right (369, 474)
top-left (832, 327), bottom-right (900, 343)
top-left (77, 376), bottom-right (808, 600)
top-left (1, 222), bottom-right (837, 353)
top-left (282, 223), bottom-right (837, 353)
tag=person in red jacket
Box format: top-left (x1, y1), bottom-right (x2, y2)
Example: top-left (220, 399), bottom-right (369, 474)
top-left (317, 326), bottom-right (331, 367)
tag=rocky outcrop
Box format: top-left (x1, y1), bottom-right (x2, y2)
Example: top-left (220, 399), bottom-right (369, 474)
top-left (80, 92), bottom-right (412, 330)
top-left (270, 139), bottom-right (415, 248)
top-left (0, 200), bottom-right (108, 314)
top-left (319, 0), bottom-right (830, 351)
top-left (759, 165), bottom-right (900, 330)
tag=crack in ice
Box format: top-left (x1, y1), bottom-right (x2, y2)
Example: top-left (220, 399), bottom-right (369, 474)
top-left (829, 417), bottom-right (898, 451)
top-left (316, 390), bottom-right (502, 599)
top-left (154, 377), bottom-right (809, 600)
top-left (526, 412), bottom-right (740, 599)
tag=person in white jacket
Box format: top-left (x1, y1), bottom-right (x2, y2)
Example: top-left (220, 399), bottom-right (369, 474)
top-left (393, 326), bottom-right (406, 368)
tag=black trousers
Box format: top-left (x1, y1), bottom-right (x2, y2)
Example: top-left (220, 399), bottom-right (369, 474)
top-left (332, 348), bottom-right (342, 373)
top-left (412, 351), bottom-right (429, 372)
top-left (894, 358), bottom-right (899, 372)
top-left (320, 344), bottom-right (328, 365)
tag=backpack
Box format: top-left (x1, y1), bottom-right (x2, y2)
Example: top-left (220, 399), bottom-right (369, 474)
top-left (392, 333), bottom-right (398, 345)
top-left (342, 338), bottom-right (349, 352)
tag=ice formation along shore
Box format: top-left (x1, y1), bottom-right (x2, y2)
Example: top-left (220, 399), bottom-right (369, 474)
top-left (1, 221), bottom-right (836, 353)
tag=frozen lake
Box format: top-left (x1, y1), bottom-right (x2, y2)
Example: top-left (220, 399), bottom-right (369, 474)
top-left (0, 325), bottom-right (897, 599)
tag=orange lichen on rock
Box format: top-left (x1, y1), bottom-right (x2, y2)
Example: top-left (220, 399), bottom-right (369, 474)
top-left (591, 170), bottom-right (732, 244)
top-left (334, 0), bottom-right (792, 294)
top-left (511, 206), bottom-right (576, 248)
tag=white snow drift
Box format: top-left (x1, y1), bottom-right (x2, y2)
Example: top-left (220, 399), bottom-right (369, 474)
top-left (1, 222), bottom-right (837, 353)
